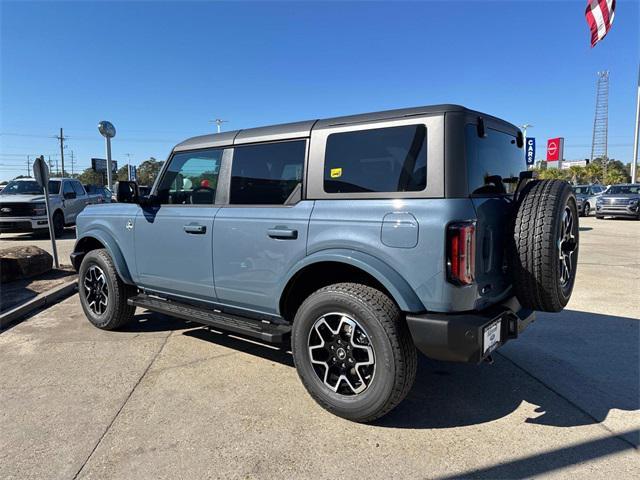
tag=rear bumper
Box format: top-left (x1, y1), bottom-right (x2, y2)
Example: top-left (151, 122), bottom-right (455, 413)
top-left (406, 296), bottom-right (535, 363)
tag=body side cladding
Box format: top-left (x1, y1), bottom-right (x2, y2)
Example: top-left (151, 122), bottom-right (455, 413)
top-left (278, 249), bottom-right (425, 314)
top-left (72, 228), bottom-right (134, 284)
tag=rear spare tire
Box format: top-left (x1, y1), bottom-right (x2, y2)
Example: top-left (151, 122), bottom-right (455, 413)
top-left (507, 179), bottom-right (579, 312)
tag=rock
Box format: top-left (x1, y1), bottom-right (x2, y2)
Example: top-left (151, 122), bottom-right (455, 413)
top-left (0, 246), bottom-right (53, 283)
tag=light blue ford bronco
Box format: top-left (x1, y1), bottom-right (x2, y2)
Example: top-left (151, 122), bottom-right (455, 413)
top-left (72, 105), bottom-right (579, 421)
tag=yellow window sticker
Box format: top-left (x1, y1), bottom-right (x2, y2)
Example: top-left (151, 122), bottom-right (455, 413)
top-left (330, 168), bottom-right (342, 178)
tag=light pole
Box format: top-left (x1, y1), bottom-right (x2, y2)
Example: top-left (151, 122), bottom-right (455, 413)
top-left (209, 118), bottom-right (228, 133)
top-left (98, 121), bottom-right (116, 190)
top-left (520, 124), bottom-right (533, 142)
top-left (632, 65), bottom-right (639, 184)
top-left (520, 124), bottom-right (534, 169)
top-left (125, 153), bottom-right (132, 181)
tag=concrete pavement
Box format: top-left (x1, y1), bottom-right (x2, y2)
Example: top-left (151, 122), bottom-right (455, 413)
top-left (0, 216), bottom-right (638, 479)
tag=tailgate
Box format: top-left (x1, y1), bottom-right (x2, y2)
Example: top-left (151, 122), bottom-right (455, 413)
top-left (471, 197), bottom-right (513, 309)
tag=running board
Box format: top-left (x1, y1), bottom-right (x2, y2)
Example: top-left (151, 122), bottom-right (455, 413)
top-left (128, 294), bottom-right (291, 343)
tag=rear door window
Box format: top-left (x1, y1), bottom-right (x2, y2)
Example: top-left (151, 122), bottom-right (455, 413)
top-left (229, 140), bottom-right (306, 205)
top-left (323, 124), bottom-right (427, 193)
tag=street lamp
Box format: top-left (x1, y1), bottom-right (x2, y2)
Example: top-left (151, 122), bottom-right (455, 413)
top-left (98, 121), bottom-right (116, 190)
top-left (209, 118), bottom-right (228, 133)
top-left (520, 123), bottom-right (534, 141)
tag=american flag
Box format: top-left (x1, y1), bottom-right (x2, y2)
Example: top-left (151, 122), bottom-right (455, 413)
top-left (585, 0), bottom-right (616, 47)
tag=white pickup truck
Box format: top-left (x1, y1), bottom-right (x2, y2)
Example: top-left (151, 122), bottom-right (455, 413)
top-left (0, 177), bottom-right (102, 237)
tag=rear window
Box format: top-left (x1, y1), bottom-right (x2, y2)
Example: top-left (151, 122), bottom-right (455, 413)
top-left (323, 124), bottom-right (427, 194)
top-left (466, 125), bottom-right (524, 195)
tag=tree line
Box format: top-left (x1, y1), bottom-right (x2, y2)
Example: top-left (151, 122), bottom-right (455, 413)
top-left (534, 158), bottom-right (632, 185)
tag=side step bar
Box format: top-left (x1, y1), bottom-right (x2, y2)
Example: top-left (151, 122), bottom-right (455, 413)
top-left (128, 294), bottom-right (291, 343)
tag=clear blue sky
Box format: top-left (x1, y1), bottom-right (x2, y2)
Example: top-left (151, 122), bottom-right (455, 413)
top-left (1, 0), bottom-right (638, 181)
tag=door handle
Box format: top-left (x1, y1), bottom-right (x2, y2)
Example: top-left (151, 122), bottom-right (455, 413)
top-left (268, 228), bottom-right (298, 239)
top-left (184, 224), bottom-right (206, 234)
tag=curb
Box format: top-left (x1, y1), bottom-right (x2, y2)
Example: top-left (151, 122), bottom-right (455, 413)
top-left (0, 278), bottom-right (78, 330)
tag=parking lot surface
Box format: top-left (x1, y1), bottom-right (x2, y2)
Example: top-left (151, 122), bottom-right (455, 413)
top-left (0, 216), bottom-right (638, 479)
top-left (0, 228), bottom-right (77, 266)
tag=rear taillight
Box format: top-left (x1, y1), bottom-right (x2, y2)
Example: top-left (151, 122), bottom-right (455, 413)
top-left (446, 222), bottom-right (476, 286)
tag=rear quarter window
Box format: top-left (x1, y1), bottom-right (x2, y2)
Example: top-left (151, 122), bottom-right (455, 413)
top-left (323, 124), bottom-right (427, 194)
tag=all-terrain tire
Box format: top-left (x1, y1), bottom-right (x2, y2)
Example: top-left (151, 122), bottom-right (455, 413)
top-left (291, 283), bottom-right (417, 422)
top-left (507, 180), bottom-right (579, 312)
top-left (78, 249), bottom-right (136, 330)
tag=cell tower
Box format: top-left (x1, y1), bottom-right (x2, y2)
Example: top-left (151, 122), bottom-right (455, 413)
top-left (590, 71), bottom-right (609, 171)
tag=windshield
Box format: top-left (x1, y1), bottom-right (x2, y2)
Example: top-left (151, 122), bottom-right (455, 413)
top-left (573, 186), bottom-right (589, 194)
top-left (0, 180), bottom-right (61, 195)
top-left (606, 185), bottom-right (639, 195)
top-left (466, 125), bottom-right (524, 195)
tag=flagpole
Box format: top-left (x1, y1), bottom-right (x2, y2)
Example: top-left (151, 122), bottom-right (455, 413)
top-left (632, 64), bottom-right (639, 184)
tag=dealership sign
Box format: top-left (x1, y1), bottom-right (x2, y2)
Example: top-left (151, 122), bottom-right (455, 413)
top-left (546, 137), bottom-right (564, 162)
top-left (91, 158), bottom-right (118, 173)
top-left (525, 137), bottom-right (536, 165)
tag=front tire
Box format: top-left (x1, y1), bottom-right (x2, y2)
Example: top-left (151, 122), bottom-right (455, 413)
top-left (78, 249), bottom-right (136, 330)
top-left (583, 202), bottom-right (590, 217)
top-left (291, 283), bottom-right (417, 422)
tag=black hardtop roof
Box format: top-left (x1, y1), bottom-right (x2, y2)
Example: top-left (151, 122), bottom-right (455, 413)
top-left (173, 104), bottom-right (519, 152)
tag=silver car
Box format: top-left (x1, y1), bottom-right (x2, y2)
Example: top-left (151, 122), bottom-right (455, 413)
top-left (573, 184), bottom-right (606, 217)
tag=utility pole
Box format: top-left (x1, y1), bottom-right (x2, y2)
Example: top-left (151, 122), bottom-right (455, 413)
top-left (26, 155), bottom-right (31, 176)
top-left (69, 150), bottom-right (75, 176)
top-left (56, 128), bottom-right (67, 177)
top-left (48, 155), bottom-right (53, 173)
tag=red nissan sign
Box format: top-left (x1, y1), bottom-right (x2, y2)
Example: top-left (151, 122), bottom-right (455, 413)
top-left (546, 137), bottom-right (564, 162)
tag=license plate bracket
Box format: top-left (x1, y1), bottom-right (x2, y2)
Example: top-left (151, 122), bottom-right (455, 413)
top-left (483, 319), bottom-right (502, 355)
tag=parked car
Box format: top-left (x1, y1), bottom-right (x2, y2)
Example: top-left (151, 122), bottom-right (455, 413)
top-left (0, 177), bottom-right (101, 237)
top-left (71, 104), bottom-right (579, 422)
top-left (572, 184), bottom-right (605, 217)
top-left (596, 184), bottom-right (640, 219)
top-left (84, 184), bottom-right (113, 203)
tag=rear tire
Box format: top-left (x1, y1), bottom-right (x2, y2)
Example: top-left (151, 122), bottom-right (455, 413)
top-left (291, 283), bottom-right (416, 422)
top-left (78, 249), bottom-right (136, 330)
top-left (507, 180), bottom-right (579, 312)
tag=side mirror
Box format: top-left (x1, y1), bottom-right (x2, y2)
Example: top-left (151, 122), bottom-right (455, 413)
top-left (116, 181), bottom-right (139, 204)
top-left (64, 191), bottom-right (76, 200)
